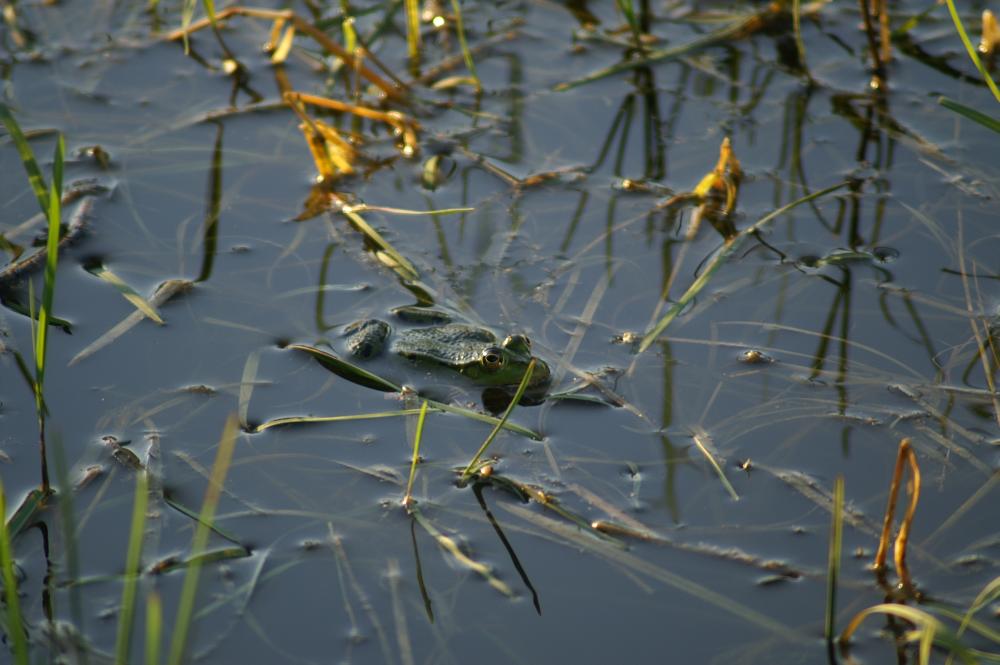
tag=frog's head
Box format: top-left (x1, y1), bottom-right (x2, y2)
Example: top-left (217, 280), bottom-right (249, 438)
top-left (461, 333), bottom-right (551, 387)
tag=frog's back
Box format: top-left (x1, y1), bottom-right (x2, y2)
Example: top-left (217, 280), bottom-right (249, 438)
top-left (392, 324), bottom-right (496, 367)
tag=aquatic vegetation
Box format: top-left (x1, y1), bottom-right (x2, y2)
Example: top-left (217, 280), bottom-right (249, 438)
top-left (0, 1), bottom-right (998, 664)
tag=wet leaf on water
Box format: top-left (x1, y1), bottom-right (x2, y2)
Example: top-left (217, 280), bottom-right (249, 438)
top-left (287, 343), bottom-right (402, 393)
top-left (69, 279), bottom-right (194, 366)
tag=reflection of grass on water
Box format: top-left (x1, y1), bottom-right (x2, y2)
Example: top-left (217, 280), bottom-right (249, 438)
top-left (3, 1), bottom-right (1000, 663)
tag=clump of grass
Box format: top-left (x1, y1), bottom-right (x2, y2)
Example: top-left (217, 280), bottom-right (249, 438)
top-left (0, 103), bottom-right (65, 494)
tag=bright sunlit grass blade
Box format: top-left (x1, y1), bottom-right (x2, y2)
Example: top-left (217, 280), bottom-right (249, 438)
top-left (167, 415), bottom-right (239, 665)
top-left (115, 471), bottom-right (149, 665)
top-left (404, 0), bottom-right (420, 65)
top-left (411, 507), bottom-right (514, 597)
top-left (938, 96), bottom-right (1000, 134)
top-left (639, 181), bottom-right (848, 353)
top-left (35, 136), bottom-right (63, 391)
top-left (403, 401), bottom-right (429, 510)
top-left (461, 359), bottom-right (535, 482)
top-left (825, 475), bottom-right (844, 643)
top-left (87, 264), bottom-right (165, 324)
top-left (691, 428), bottom-right (738, 501)
top-left (0, 478), bottom-right (29, 665)
top-left (840, 604), bottom-right (978, 664)
top-left (253, 408), bottom-right (435, 433)
top-left (943, 0), bottom-right (1000, 103)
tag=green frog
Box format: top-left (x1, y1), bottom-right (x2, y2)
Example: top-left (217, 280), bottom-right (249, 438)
top-left (342, 307), bottom-right (551, 389)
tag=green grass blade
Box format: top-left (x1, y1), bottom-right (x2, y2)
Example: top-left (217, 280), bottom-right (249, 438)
top-left (287, 343), bottom-right (403, 392)
top-left (640, 181), bottom-right (848, 352)
top-left (825, 475), bottom-right (844, 643)
top-left (253, 408), bottom-right (434, 433)
top-left (403, 401), bottom-right (429, 509)
top-left (461, 360), bottom-right (536, 481)
top-left (146, 591), bottom-right (162, 665)
top-left (691, 429), bottom-right (738, 501)
top-left (86, 264), bottom-right (165, 324)
top-left (943, 0), bottom-right (1000, 103)
top-left (450, 0), bottom-right (480, 90)
top-left (167, 414), bottom-right (239, 665)
top-left (0, 104), bottom-right (49, 214)
top-left (5, 488), bottom-right (49, 539)
top-left (115, 471), bottom-right (149, 665)
top-left (938, 96), bottom-right (1000, 133)
top-left (0, 477), bottom-right (29, 665)
top-left (427, 399), bottom-right (541, 440)
top-left (34, 134), bottom-right (64, 401)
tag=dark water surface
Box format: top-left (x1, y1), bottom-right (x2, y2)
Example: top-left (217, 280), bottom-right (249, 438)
top-left (2, 1), bottom-right (999, 663)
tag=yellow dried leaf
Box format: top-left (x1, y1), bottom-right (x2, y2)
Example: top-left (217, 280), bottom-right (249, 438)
top-left (981, 10), bottom-right (1000, 55)
top-left (271, 26), bottom-right (296, 64)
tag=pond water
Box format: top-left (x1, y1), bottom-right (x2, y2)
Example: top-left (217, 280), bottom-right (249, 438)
top-left (2, 1), bottom-right (999, 664)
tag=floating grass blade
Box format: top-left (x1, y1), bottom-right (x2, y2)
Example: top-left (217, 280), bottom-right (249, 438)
top-left (937, 96), bottom-right (1000, 134)
top-left (943, 0), bottom-right (1000, 103)
top-left (238, 350), bottom-right (260, 430)
top-left (639, 181), bottom-right (848, 353)
top-left (86, 263), bottom-right (165, 324)
top-left (690, 428), bottom-right (738, 501)
top-left (825, 475), bottom-right (844, 644)
top-left (253, 409), bottom-right (433, 433)
top-left (69, 279), bottom-right (194, 366)
top-left (167, 415), bottom-right (239, 665)
top-left (287, 343), bottom-right (402, 392)
top-left (402, 401), bottom-right (429, 510)
top-left (0, 478), bottom-right (29, 665)
top-left (115, 471), bottom-right (149, 665)
top-left (460, 359), bottom-right (535, 482)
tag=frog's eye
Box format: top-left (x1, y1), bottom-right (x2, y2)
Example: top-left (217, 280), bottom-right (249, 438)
top-left (502, 334), bottom-right (531, 351)
top-left (481, 347), bottom-right (506, 371)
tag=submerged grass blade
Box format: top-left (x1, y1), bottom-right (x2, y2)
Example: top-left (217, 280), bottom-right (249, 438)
top-left (167, 415), bottom-right (240, 665)
top-left (403, 401), bottom-right (429, 510)
top-left (0, 478), bottom-right (29, 665)
top-left (460, 359), bottom-right (536, 481)
top-left (238, 350), bottom-right (260, 430)
top-left (115, 471), bottom-right (149, 665)
top-left (639, 181), bottom-right (848, 352)
top-left (825, 475), bottom-right (844, 643)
